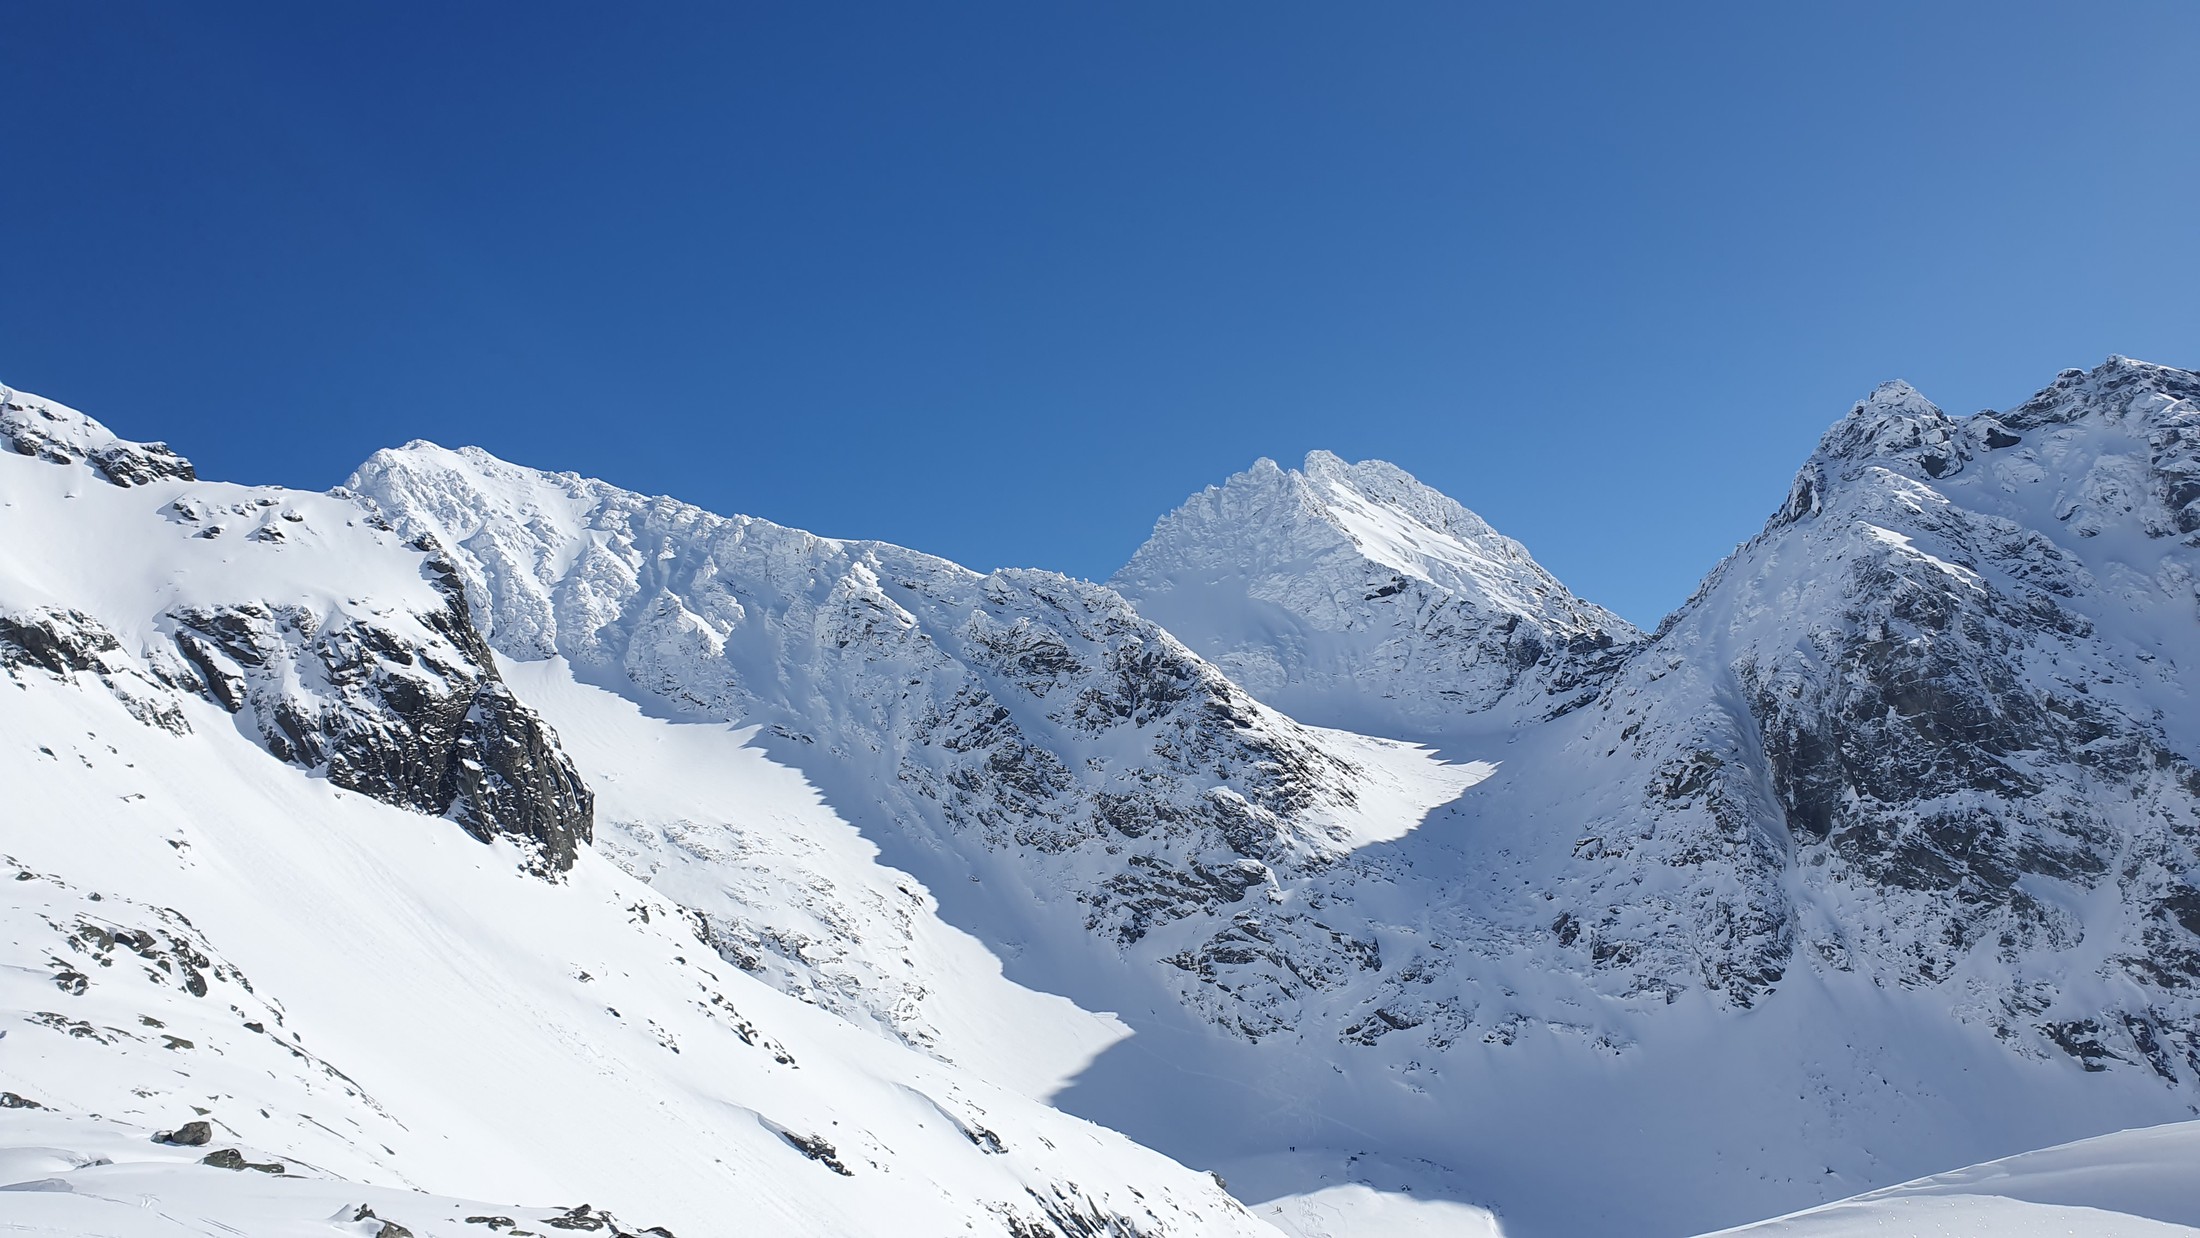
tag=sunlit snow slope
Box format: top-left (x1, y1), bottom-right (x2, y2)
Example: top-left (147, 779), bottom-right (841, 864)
top-left (1699, 1121), bottom-right (2200, 1237)
top-left (0, 385), bottom-right (1277, 1238)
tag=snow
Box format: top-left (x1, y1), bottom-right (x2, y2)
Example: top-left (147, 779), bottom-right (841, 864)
top-left (0, 426), bottom-right (1278, 1237)
top-left (0, 664), bottom-right (1272, 1235)
top-left (1857, 522), bottom-right (1987, 588)
top-left (1111, 449), bottom-right (1635, 735)
top-left (7, 357), bottom-right (2200, 1238)
top-left (495, 654), bottom-right (1128, 1098)
top-left (1700, 1121), bottom-right (2200, 1237)
top-left (1260, 1185), bottom-right (1500, 1238)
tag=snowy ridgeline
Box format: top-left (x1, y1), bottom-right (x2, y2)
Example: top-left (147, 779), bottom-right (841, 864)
top-left (3, 359), bottom-right (2200, 1237)
top-left (0, 386), bottom-right (1271, 1238)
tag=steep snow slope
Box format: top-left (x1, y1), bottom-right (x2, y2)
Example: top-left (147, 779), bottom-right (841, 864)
top-left (346, 442), bottom-right (1480, 1045)
top-left (1701, 1120), bottom-right (2200, 1236)
top-left (0, 403), bottom-right (1279, 1238)
top-left (493, 655), bottom-right (1126, 1096)
top-left (1112, 450), bottom-right (1637, 735)
top-left (1539, 358), bottom-right (2200, 1065)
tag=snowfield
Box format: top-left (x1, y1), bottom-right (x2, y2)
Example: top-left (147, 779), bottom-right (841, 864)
top-left (1699, 1121), bottom-right (2200, 1237)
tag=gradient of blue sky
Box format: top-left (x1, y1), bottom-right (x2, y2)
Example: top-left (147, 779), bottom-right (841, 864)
top-left (5, 2), bottom-right (2197, 626)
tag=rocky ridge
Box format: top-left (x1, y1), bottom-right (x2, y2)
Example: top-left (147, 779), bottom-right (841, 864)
top-left (345, 443), bottom-right (1454, 1040)
top-left (0, 388), bottom-right (592, 874)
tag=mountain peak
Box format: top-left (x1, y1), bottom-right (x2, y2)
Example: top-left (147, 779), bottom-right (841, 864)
top-left (1112, 451), bottom-right (1635, 733)
top-left (0, 382), bottom-right (195, 487)
top-left (1861, 378), bottom-right (1930, 408)
top-left (1299, 447), bottom-right (1353, 477)
top-left (2002, 354), bottom-right (2200, 431)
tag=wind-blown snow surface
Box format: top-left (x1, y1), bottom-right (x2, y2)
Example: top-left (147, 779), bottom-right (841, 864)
top-left (1699, 1120), bottom-right (2200, 1236)
top-left (0, 393), bottom-right (1275, 1237)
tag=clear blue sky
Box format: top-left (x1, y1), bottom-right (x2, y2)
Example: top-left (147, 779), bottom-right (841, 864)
top-left (6, 3), bottom-right (2197, 626)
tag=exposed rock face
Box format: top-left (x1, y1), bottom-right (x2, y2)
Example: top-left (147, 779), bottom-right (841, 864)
top-left (0, 401), bottom-right (593, 875)
top-left (2, 384), bottom-right (194, 487)
top-left (1488, 361), bottom-right (2200, 1079)
top-left (1, 607), bottom-right (193, 735)
top-left (1112, 450), bottom-right (1637, 735)
top-left (168, 570), bottom-right (594, 875)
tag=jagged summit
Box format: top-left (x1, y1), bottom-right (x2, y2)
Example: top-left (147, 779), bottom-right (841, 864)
top-left (1597, 352), bottom-right (2200, 1064)
top-left (1776, 355), bottom-right (2200, 536)
top-left (1111, 448), bottom-right (1636, 735)
top-left (1, 382), bottom-right (195, 487)
top-left (2004, 354), bottom-right (2200, 428)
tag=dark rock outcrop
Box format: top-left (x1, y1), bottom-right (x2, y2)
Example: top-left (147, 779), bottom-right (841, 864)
top-left (2, 386), bottom-right (194, 487)
top-left (200, 1148), bottom-right (284, 1173)
top-left (167, 553), bottom-right (593, 874)
top-left (159, 1119), bottom-right (213, 1146)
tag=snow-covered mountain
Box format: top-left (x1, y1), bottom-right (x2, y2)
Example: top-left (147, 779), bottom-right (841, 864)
top-left (1112, 450), bottom-right (1637, 735)
top-left (340, 442), bottom-right (1491, 1052)
top-left (0, 385), bottom-right (1276, 1238)
top-left (1551, 359), bottom-right (2200, 1058)
top-left (5, 358), bottom-right (2200, 1238)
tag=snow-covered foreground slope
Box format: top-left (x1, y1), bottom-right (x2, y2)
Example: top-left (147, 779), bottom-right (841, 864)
top-left (0, 1108), bottom-right (687, 1238)
top-left (1701, 1120), bottom-right (2200, 1237)
top-left (0, 403), bottom-right (1277, 1237)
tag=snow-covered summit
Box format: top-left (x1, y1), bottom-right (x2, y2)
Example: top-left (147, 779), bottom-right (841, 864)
top-left (1, 382), bottom-right (194, 487)
top-left (1111, 449), bottom-right (1636, 735)
top-left (1556, 354), bottom-right (2200, 1071)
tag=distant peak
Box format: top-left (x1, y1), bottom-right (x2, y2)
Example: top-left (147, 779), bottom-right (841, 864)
top-left (0, 382), bottom-right (196, 488)
top-left (1855, 379), bottom-right (1936, 414)
top-left (2003, 355), bottom-right (2200, 431)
